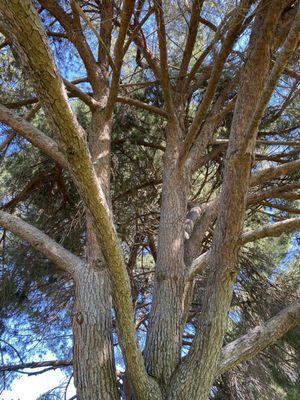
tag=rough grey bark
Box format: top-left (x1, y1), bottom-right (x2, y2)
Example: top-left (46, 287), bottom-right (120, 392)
top-left (167, 2), bottom-right (289, 399)
top-left (73, 267), bottom-right (119, 400)
top-left (0, 1), bottom-right (299, 399)
top-left (0, 211), bottom-right (84, 275)
top-left (144, 136), bottom-right (189, 388)
top-left (0, 104), bottom-right (68, 168)
top-left (217, 299), bottom-right (300, 376)
top-left (0, 2), bottom-right (161, 399)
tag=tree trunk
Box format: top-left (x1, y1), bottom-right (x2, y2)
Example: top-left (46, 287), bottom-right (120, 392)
top-left (71, 103), bottom-right (119, 399)
top-left (144, 138), bottom-right (189, 389)
top-left (73, 263), bottom-right (119, 400)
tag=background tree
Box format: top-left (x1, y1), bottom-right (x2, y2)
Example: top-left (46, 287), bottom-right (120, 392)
top-left (0, 1), bottom-right (299, 399)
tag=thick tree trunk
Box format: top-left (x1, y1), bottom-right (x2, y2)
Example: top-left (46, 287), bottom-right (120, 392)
top-left (167, 3), bottom-right (287, 399)
top-left (144, 139), bottom-right (189, 389)
top-left (73, 264), bottom-right (119, 400)
top-left (71, 107), bottom-right (119, 399)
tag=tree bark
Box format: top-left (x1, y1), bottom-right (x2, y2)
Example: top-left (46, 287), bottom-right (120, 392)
top-left (168, 2), bottom-right (287, 398)
top-left (144, 135), bottom-right (189, 389)
top-left (73, 266), bottom-right (119, 400)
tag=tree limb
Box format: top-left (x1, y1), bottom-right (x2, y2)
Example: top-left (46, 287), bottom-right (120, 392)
top-left (0, 211), bottom-right (84, 275)
top-left (106, 0), bottom-right (135, 118)
top-left (0, 2), bottom-right (161, 398)
top-left (241, 3), bottom-right (300, 153)
top-left (0, 359), bottom-right (72, 372)
top-left (177, 0), bottom-right (203, 84)
top-left (240, 217), bottom-right (300, 244)
top-left (251, 159), bottom-right (300, 186)
top-left (188, 216), bottom-right (300, 281)
top-left (186, 158), bottom-right (300, 246)
top-left (180, 0), bottom-right (252, 166)
top-left (116, 96), bottom-right (168, 117)
top-left (217, 300), bottom-right (300, 375)
top-left (154, 0), bottom-right (176, 120)
top-left (0, 104), bottom-right (68, 169)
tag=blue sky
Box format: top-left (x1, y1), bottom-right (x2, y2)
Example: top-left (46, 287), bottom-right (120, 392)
top-left (1, 369), bottom-right (75, 400)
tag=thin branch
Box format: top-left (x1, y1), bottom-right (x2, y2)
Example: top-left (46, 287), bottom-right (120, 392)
top-left (180, 0), bottom-right (252, 166)
top-left (247, 183), bottom-right (300, 205)
top-left (154, 0), bottom-right (176, 119)
top-left (0, 359), bottom-right (72, 373)
top-left (177, 1), bottom-right (203, 88)
top-left (0, 132), bottom-right (14, 152)
top-left (116, 96), bottom-right (168, 117)
top-left (241, 3), bottom-right (300, 153)
top-left (71, 0), bottom-right (115, 72)
top-left (2, 171), bottom-right (54, 211)
top-left (106, 0), bottom-right (135, 117)
top-left (261, 201), bottom-right (300, 215)
top-left (212, 139), bottom-right (300, 147)
top-left (63, 79), bottom-right (100, 109)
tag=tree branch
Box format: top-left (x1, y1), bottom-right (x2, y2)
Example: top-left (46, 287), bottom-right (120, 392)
top-left (0, 211), bottom-right (84, 275)
top-left (0, 359), bottom-right (72, 373)
top-left (106, 0), bottom-right (135, 118)
top-left (251, 159), bottom-right (300, 186)
top-left (154, 0), bottom-right (176, 119)
top-left (241, 3), bottom-right (300, 153)
top-left (188, 216), bottom-right (300, 281)
top-left (0, 3), bottom-right (161, 398)
top-left (63, 78), bottom-right (100, 109)
top-left (240, 217), bottom-right (300, 244)
top-left (70, 0), bottom-right (115, 72)
top-left (217, 300), bottom-right (300, 375)
top-left (179, 0), bottom-right (252, 166)
top-left (177, 1), bottom-right (203, 86)
top-left (0, 104), bottom-right (68, 169)
top-left (116, 96), bottom-right (168, 117)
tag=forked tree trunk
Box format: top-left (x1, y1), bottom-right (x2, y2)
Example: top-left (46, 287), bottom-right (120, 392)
top-left (72, 105), bottom-right (119, 399)
top-left (1, 2), bottom-right (299, 400)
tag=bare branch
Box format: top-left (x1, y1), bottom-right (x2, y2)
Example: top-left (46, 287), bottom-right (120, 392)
top-left (240, 217), bottom-right (300, 244)
top-left (106, 0), bottom-right (135, 117)
top-left (212, 139), bottom-right (300, 147)
top-left (217, 300), bottom-right (300, 375)
top-left (177, 1), bottom-right (203, 88)
top-left (247, 183), bottom-right (300, 205)
top-left (251, 159), bottom-right (300, 186)
top-left (261, 201), bottom-right (300, 215)
top-left (154, 0), bottom-right (176, 119)
top-left (180, 0), bottom-right (252, 166)
top-left (116, 96), bottom-right (168, 117)
top-left (0, 211), bottom-right (84, 275)
top-left (71, 0), bottom-right (115, 72)
top-left (63, 79), bottom-right (100, 109)
top-left (0, 104), bottom-right (68, 168)
top-left (0, 131), bottom-right (14, 152)
top-left (0, 359), bottom-right (72, 373)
